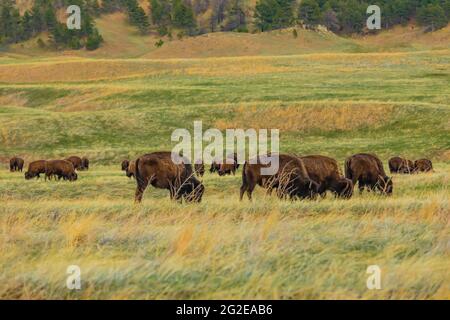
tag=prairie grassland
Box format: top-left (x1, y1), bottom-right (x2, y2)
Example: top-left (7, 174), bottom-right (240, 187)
top-left (0, 165), bottom-right (449, 299)
top-left (0, 43), bottom-right (449, 298)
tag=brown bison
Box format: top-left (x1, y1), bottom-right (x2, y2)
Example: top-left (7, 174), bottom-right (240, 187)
top-left (10, 157), bottom-right (24, 172)
top-left (345, 153), bottom-right (393, 195)
top-left (65, 156), bottom-right (83, 170)
top-left (209, 160), bottom-right (221, 173)
top-left (218, 157), bottom-right (237, 176)
top-left (388, 156), bottom-right (414, 174)
top-left (81, 157), bottom-right (89, 170)
top-left (240, 154), bottom-right (319, 201)
top-left (211, 153), bottom-right (240, 174)
top-left (45, 160), bottom-right (77, 181)
top-left (194, 160), bottom-right (205, 177)
top-left (135, 152), bottom-right (204, 203)
top-left (24, 160), bottom-right (46, 180)
top-left (126, 160), bottom-right (136, 178)
top-left (414, 159), bottom-right (433, 173)
top-left (300, 155), bottom-right (353, 198)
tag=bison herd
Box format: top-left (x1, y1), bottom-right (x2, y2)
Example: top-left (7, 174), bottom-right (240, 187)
top-left (118, 152), bottom-right (434, 203)
top-left (7, 156), bottom-right (89, 181)
top-left (4, 153), bottom-right (434, 203)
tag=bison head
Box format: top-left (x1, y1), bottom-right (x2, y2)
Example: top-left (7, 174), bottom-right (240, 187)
top-left (24, 172), bottom-right (32, 180)
top-left (121, 160), bottom-right (130, 171)
top-left (379, 176), bottom-right (393, 195)
top-left (333, 178), bottom-right (354, 199)
top-left (182, 178), bottom-right (205, 203)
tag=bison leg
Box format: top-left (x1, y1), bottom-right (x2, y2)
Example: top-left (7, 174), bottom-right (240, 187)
top-left (135, 184), bottom-right (146, 203)
top-left (239, 183), bottom-right (247, 201)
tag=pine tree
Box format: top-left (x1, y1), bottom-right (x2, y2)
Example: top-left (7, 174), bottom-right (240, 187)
top-left (172, 0), bottom-right (196, 32)
top-left (299, 0), bottom-right (322, 28)
top-left (417, 3), bottom-right (448, 31)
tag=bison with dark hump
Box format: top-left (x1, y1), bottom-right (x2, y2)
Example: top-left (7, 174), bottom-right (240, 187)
top-left (134, 151), bottom-right (204, 203)
top-left (65, 156), bottom-right (83, 170)
top-left (81, 157), bottom-right (89, 170)
top-left (345, 153), bottom-right (393, 195)
top-left (414, 158), bottom-right (433, 173)
top-left (45, 160), bottom-right (78, 181)
top-left (300, 155), bottom-right (353, 198)
top-left (24, 160), bottom-right (46, 180)
top-left (9, 157), bottom-right (25, 172)
top-left (240, 154), bottom-right (319, 201)
top-left (388, 156), bottom-right (414, 174)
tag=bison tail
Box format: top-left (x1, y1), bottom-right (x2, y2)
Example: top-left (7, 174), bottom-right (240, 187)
top-left (344, 158), bottom-right (352, 180)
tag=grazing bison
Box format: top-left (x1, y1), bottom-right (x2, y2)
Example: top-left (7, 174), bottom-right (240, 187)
top-left (45, 160), bottom-right (77, 181)
top-left (134, 152), bottom-right (204, 203)
top-left (300, 155), bottom-right (353, 198)
top-left (240, 154), bottom-right (319, 201)
top-left (121, 160), bottom-right (130, 171)
top-left (121, 159), bottom-right (136, 178)
top-left (24, 160), bottom-right (46, 180)
top-left (194, 160), bottom-right (205, 177)
top-left (210, 160), bottom-right (221, 173)
top-left (414, 159), bottom-right (433, 173)
top-left (211, 153), bottom-right (240, 174)
top-left (126, 160), bottom-right (136, 178)
top-left (388, 156), bottom-right (414, 174)
top-left (65, 156), bottom-right (83, 170)
top-left (9, 157), bottom-right (24, 172)
top-left (345, 153), bottom-right (393, 195)
top-left (81, 157), bottom-right (89, 170)
top-left (218, 157), bottom-right (237, 176)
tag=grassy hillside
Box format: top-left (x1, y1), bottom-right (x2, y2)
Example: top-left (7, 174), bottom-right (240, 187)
top-left (0, 25), bottom-right (449, 298)
top-left (5, 13), bottom-right (450, 59)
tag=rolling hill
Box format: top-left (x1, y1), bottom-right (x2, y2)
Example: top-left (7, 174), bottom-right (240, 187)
top-left (0, 6), bottom-right (449, 299)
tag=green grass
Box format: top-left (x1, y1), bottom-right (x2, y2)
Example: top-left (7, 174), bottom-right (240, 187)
top-left (0, 47), bottom-right (449, 299)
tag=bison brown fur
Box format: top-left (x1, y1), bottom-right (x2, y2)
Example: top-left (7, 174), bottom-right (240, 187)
top-left (134, 152), bottom-right (204, 203)
top-left (45, 160), bottom-right (78, 181)
top-left (345, 153), bottom-right (393, 195)
top-left (300, 155), bottom-right (353, 198)
top-left (65, 156), bottom-right (83, 170)
top-left (25, 160), bottom-right (46, 180)
top-left (389, 156), bottom-right (414, 174)
top-left (240, 154), bottom-right (319, 201)
top-left (10, 157), bottom-right (25, 172)
top-left (414, 159), bottom-right (433, 173)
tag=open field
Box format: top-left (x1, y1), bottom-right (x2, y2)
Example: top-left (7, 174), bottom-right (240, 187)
top-left (0, 32), bottom-right (449, 299)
